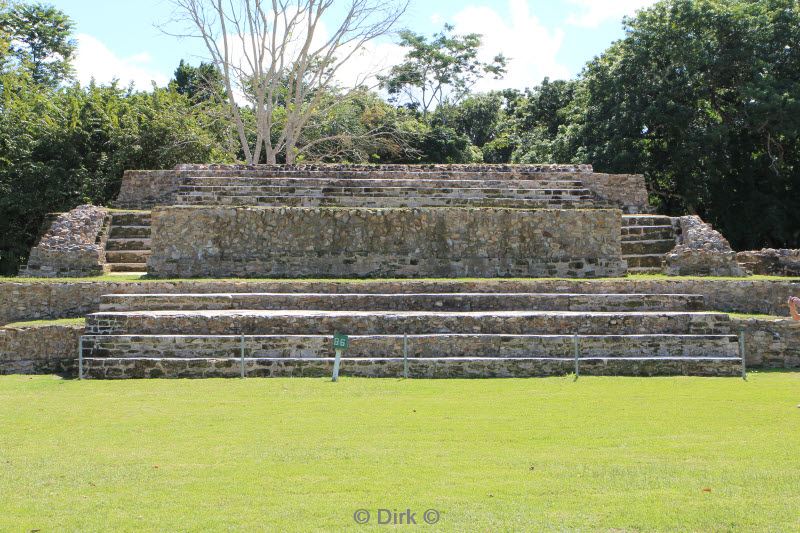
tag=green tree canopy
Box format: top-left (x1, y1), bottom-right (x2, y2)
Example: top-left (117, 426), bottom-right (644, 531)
top-left (171, 60), bottom-right (225, 103)
top-left (0, 1), bottom-right (75, 85)
top-left (379, 24), bottom-right (507, 117)
top-left (578, 0), bottom-right (800, 248)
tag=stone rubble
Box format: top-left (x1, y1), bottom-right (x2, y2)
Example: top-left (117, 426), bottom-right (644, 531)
top-left (664, 215), bottom-right (748, 276)
top-left (21, 205), bottom-right (110, 277)
top-left (736, 249), bottom-right (800, 276)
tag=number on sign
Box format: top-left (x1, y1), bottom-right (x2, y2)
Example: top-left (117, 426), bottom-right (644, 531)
top-left (333, 332), bottom-right (349, 351)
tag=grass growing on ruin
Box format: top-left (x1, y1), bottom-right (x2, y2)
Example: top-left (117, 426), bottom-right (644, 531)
top-left (2, 317), bottom-right (86, 329)
top-left (1, 374), bottom-right (799, 531)
top-left (728, 313), bottom-right (792, 322)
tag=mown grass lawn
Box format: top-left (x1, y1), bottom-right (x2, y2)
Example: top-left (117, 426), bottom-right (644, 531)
top-left (1, 374), bottom-right (799, 532)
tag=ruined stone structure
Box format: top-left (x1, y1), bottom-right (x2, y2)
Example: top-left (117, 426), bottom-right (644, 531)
top-left (115, 164), bottom-right (648, 212)
top-left (736, 249), bottom-right (800, 277)
top-left (8, 163), bottom-right (793, 379)
top-left (147, 207), bottom-right (625, 278)
top-left (21, 205), bottom-right (110, 277)
top-left (664, 216), bottom-right (748, 277)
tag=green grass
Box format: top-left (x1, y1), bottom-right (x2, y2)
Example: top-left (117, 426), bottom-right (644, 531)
top-left (3, 273), bottom-right (800, 283)
top-left (2, 317), bottom-right (86, 328)
top-left (1, 374), bottom-right (799, 531)
top-left (728, 313), bottom-right (792, 321)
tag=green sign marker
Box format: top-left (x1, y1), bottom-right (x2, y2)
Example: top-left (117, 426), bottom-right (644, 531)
top-left (333, 332), bottom-right (350, 351)
top-left (332, 332), bottom-right (349, 382)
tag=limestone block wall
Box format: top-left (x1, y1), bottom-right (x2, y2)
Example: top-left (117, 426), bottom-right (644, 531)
top-left (581, 173), bottom-right (650, 214)
top-left (1, 318), bottom-right (797, 375)
top-left (732, 318), bottom-right (800, 369)
top-left (20, 205), bottom-right (110, 277)
top-left (0, 324), bottom-right (82, 374)
top-left (114, 170), bottom-right (184, 208)
top-left (737, 249), bottom-right (800, 276)
top-left (4, 279), bottom-right (800, 326)
top-left (111, 164), bottom-right (649, 212)
top-left (147, 207), bottom-right (626, 279)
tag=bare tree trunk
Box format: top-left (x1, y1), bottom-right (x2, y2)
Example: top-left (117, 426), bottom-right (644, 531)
top-left (167, 0), bottom-right (407, 163)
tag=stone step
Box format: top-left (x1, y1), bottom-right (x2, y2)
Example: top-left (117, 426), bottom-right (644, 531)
top-left (621, 225), bottom-right (676, 240)
top-left (176, 187), bottom-right (593, 202)
top-left (174, 194), bottom-right (595, 208)
top-left (625, 254), bottom-right (666, 269)
top-left (621, 239), bottom-right (676, 256)
top-left (105, 250), bottom-right (150, 264)
top-left (107, 263), bottom-right (148, 272)
top-left (173, 168), bottom-right (591, 180)
top-left (98, 292), bottom-right (706, 313)
top-left (178, 184), bottom-right (592, 196)
top-left (180, 177), bottom-right (588, 189)
top-left (105, 238), bottom-right (152, 251)
top-left (627, 266), bottom-right (664, 275)
top-left (109, 225), bottom-right (151, 239)
top-left (80, 356), bottom-right (743, 379)
top-left (622, 215), bottom-right (674, 226)
top-left (85, 310), bottom-right (734, 336)
top-left (81, 333), bottom-right (739, 360)
top-left (110, 212), bottom-right (151, 225)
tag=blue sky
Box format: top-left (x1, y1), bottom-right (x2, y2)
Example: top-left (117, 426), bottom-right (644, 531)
top-left (50, 0), bottom-right (657, 90)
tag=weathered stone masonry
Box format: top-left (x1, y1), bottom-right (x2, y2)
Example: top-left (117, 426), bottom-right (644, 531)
top-left (4, 315), bottom-right (796, 375)
top-left (20, 205), bottom-right (110, 277)
top-left (115, 164), bottom-right (650, 213)
top-left (3, 278), bottom-right (800, 326)
top-left (146, 207), bottom-right (626, 279)
top-left (0, 324), bottom-right (82, 374)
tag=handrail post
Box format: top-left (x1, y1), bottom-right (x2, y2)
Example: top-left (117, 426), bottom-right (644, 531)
top-left (739, 329), bottom-right (747, 381)
top-left (332, 349), bottom-right (342, 382)
top-left (240, 334), bottom-right (246, 379)
top-left (573, 334), bottom-right (579, 380)
top-left (78, 336), bottom-right (84, 380)
top-left (403, 334), bottom-right (409, 379)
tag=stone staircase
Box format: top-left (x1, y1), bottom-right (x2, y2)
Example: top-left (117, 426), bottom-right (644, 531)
top-left (174, 174), bottom-right (597, 209)
top-left (80, 291), bottom-right (742, 378)
top-left (622, 215), bottom-right (678, 274)
top-left (105, 212), bottom-right (151, 273)
top-left (98, 292), bottom-right (705, 312)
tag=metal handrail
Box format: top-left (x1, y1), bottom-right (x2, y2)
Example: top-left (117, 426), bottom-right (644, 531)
top-left (77, 331), bottom-right (747, 381)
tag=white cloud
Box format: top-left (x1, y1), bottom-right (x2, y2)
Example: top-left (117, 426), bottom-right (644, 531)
top-left (334, 40), bottom-right (407, 90)
top-left (338, 0), bottom-right (571, 96)
top-left (74, 34), bottom-right (169, 89)
top-left (450, 0), bottom-right (570, 90)
top-left (566, 0), bottom-right (659, 28)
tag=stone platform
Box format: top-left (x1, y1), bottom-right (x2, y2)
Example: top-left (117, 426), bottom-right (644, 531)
top-left (79, 289), bottom-right (742, 378)
top-left (115, 164), bottom-right (650, 214)
top-left (146, 207), bottom-right (626, 279)
top-left (90, 212), bottom-right (679, 278)
top-left (8, 163), bottom-right (757, 378)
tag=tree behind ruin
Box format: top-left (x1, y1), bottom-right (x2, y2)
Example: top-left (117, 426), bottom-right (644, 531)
top-left (167, 0), bottom-right (407, 164)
